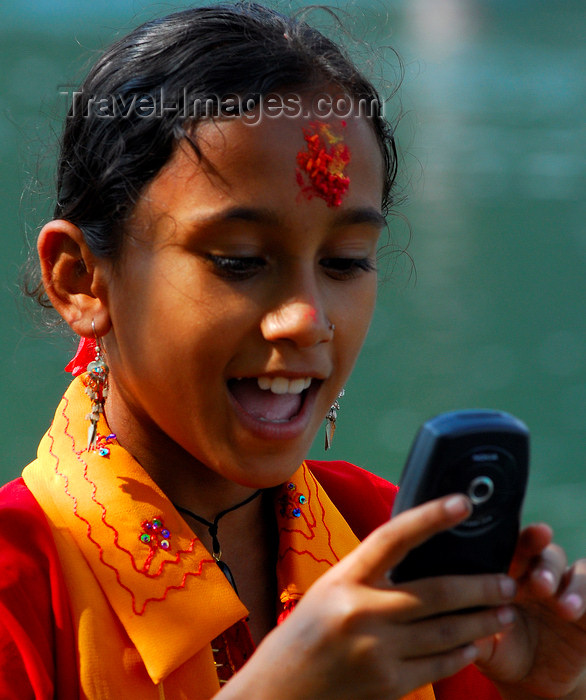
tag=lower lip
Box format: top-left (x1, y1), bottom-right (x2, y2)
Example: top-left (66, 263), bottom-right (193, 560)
top-left (227, 381), bottom-right (321, 442)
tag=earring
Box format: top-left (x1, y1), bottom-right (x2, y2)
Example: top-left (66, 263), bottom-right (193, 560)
top-left (325, 388), bottom-right (345, 451)
top-left (85, 321), bottom-right (109, 450)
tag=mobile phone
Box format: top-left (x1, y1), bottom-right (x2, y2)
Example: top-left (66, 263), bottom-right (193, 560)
top-left (389, 409), bottom-right (529, 583)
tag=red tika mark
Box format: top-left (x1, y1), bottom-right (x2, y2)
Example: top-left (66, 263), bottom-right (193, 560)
top-left (49, 397), bottom-right (215, 614)
top-left (296, 122), bottom-right (351, 207)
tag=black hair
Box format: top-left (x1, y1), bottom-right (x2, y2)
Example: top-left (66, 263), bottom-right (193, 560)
top-left (27, 2), bottom-right (399, 306)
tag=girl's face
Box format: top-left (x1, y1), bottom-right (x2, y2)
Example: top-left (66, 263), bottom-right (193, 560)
top-left (103, 103), bottom-right (385, 489)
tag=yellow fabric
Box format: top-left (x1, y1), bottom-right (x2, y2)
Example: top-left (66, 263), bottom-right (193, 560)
top-left (23, 375), bottom-right (434, 699)
top-left (274, 463), bottom-right (363, 605)
top-left (404, 687), bottom-right (436, 700)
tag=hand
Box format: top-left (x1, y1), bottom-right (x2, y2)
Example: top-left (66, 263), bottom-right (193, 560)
top-left (219, 494), bottom-right (518, 700)
top-left (474, 524), bottom-right (586, 699)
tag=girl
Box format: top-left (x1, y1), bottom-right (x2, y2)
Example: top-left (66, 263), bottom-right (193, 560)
top-left (2, 3), bottom-right (586, 699)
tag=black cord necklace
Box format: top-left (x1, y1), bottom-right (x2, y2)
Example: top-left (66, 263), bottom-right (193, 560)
top-left (173, 489), bottom-right (263, 596)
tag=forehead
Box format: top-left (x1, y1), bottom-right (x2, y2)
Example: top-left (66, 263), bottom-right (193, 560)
top-left (199, 109), bottom-right (382, 189)
top-left (132, 101), bottom-right (385, 229)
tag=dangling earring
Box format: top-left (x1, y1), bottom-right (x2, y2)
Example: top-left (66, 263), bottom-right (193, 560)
top-left (325, 389), bottom-right (345, 451)
top-left (85, 321), bottom-right (109, 450)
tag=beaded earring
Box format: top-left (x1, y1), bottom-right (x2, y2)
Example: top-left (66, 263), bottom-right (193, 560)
top-left (85, 322), bottom-right (109, 450)
top-left (325, 388), bottom-right (345, 451)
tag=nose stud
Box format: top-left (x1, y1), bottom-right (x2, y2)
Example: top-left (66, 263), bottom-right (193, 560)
top-left (316, 320), bottom-right (335, 346)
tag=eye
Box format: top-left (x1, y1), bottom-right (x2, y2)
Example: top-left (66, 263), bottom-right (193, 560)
top-left (206, 254), bottom-right (267, 280)
top-left (320, 257), bottom-right (377, 280)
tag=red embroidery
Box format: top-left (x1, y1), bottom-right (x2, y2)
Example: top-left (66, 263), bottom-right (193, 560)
top-left (277, 465), bottom-right (343, 569)
top-left (48, 396), bottom-right (215, 615)
top-left (94, 432), bottom-right (117, 458)
top-left (62, 401), bottom-right (198, 573)
top-left (308, 467), bottom-right (341, 562)
top-left (282, 548), bottom-right (337, 566)
top-left (140, 517), bottom-right (172, 569)
top-left (296, 122), bottom-right (351, 207)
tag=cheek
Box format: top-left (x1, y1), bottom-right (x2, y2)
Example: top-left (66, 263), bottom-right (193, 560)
top-left (337, 282), bottom-right (377, 368)
top-left (353, 276), bottom-right (377, 325)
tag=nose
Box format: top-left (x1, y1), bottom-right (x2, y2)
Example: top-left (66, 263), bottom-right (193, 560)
top-left (261, 297), bottom-right (334, 348)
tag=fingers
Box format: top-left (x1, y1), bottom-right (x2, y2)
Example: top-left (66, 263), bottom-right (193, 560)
top-left (557, 559), bottom-right (586, 620)
top-left (344, 494), bottom-right (472, 585)
top-left (407, 644), bottom-right (481, 687)
top-left (513, 526), bottom-right (586, 620)
top-left (388, 573), bottom-right (517, 622)
top-left (509, 523), bottom-right (553, 580)
top-left (402, 605), bottom-right (516, 658)
top-left (528, 542), bottom-right (567, 597)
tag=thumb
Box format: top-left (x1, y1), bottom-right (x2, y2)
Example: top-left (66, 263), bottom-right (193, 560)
top-left (341, 494), bottom-right (472, 585)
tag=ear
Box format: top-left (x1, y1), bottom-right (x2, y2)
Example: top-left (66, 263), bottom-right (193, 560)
top-left (37, 219), bottom-right (112, 338)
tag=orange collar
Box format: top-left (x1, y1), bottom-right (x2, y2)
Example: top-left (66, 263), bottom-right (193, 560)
top-left (22, 375), bottom-right (360, 683)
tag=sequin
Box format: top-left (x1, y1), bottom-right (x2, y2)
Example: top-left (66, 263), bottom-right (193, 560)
top-left (93, 432), bottom-right (117, 457)
top-left (279, 482), bottom-right (308, 519)
top-left (140, 517), bottom-right (172, 551)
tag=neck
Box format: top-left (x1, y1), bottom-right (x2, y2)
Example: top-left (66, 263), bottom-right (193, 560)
top-left (104, 380), bottom-right (263, 520)
top-left (173, 488), bottom-right (264, 558)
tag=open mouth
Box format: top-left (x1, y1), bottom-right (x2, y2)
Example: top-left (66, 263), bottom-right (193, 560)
top-left (227, 376), bottom-right (317, 423)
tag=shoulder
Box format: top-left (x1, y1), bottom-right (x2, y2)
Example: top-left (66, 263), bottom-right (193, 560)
top-left (0, 477), bottom-right (55, 574)
top-left (0, 476), bottom-right (60, 627)
top-left (306, 460), bottom-right (398, 541)
top-left (0, 478), bottom-right (76, 699)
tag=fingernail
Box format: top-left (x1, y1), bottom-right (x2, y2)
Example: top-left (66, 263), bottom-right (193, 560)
top-left (444, 495), bottom-right (471, 517)
top-left (462, 644), bottom-right (479, 661)
top-left (534, 568), bottom-right (556, 591)
top-left (497, 606), bottom-right (516, 626)
top-left (562, 593), bottom-right (584, 617)
top-left (499, 576), bottom-right (517, 599)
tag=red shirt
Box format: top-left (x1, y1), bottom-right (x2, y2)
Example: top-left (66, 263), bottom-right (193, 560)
top-left (0, 462), bottom-right (500, 699)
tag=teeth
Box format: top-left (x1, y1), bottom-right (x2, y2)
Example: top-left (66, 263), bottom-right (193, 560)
top-left (289, 378), bottom-right (306, 394)
top-left (256, 376), bottom-right (313, 394)
top-left (271, 377), bottom-right (289, 394)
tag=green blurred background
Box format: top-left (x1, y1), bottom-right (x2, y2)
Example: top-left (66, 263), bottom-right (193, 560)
top-left (1, 1), bottom-right (585, 558)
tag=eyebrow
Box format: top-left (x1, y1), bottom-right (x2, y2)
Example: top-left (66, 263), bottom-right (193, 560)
top-left (191, 205), bottom-right (387, 230)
